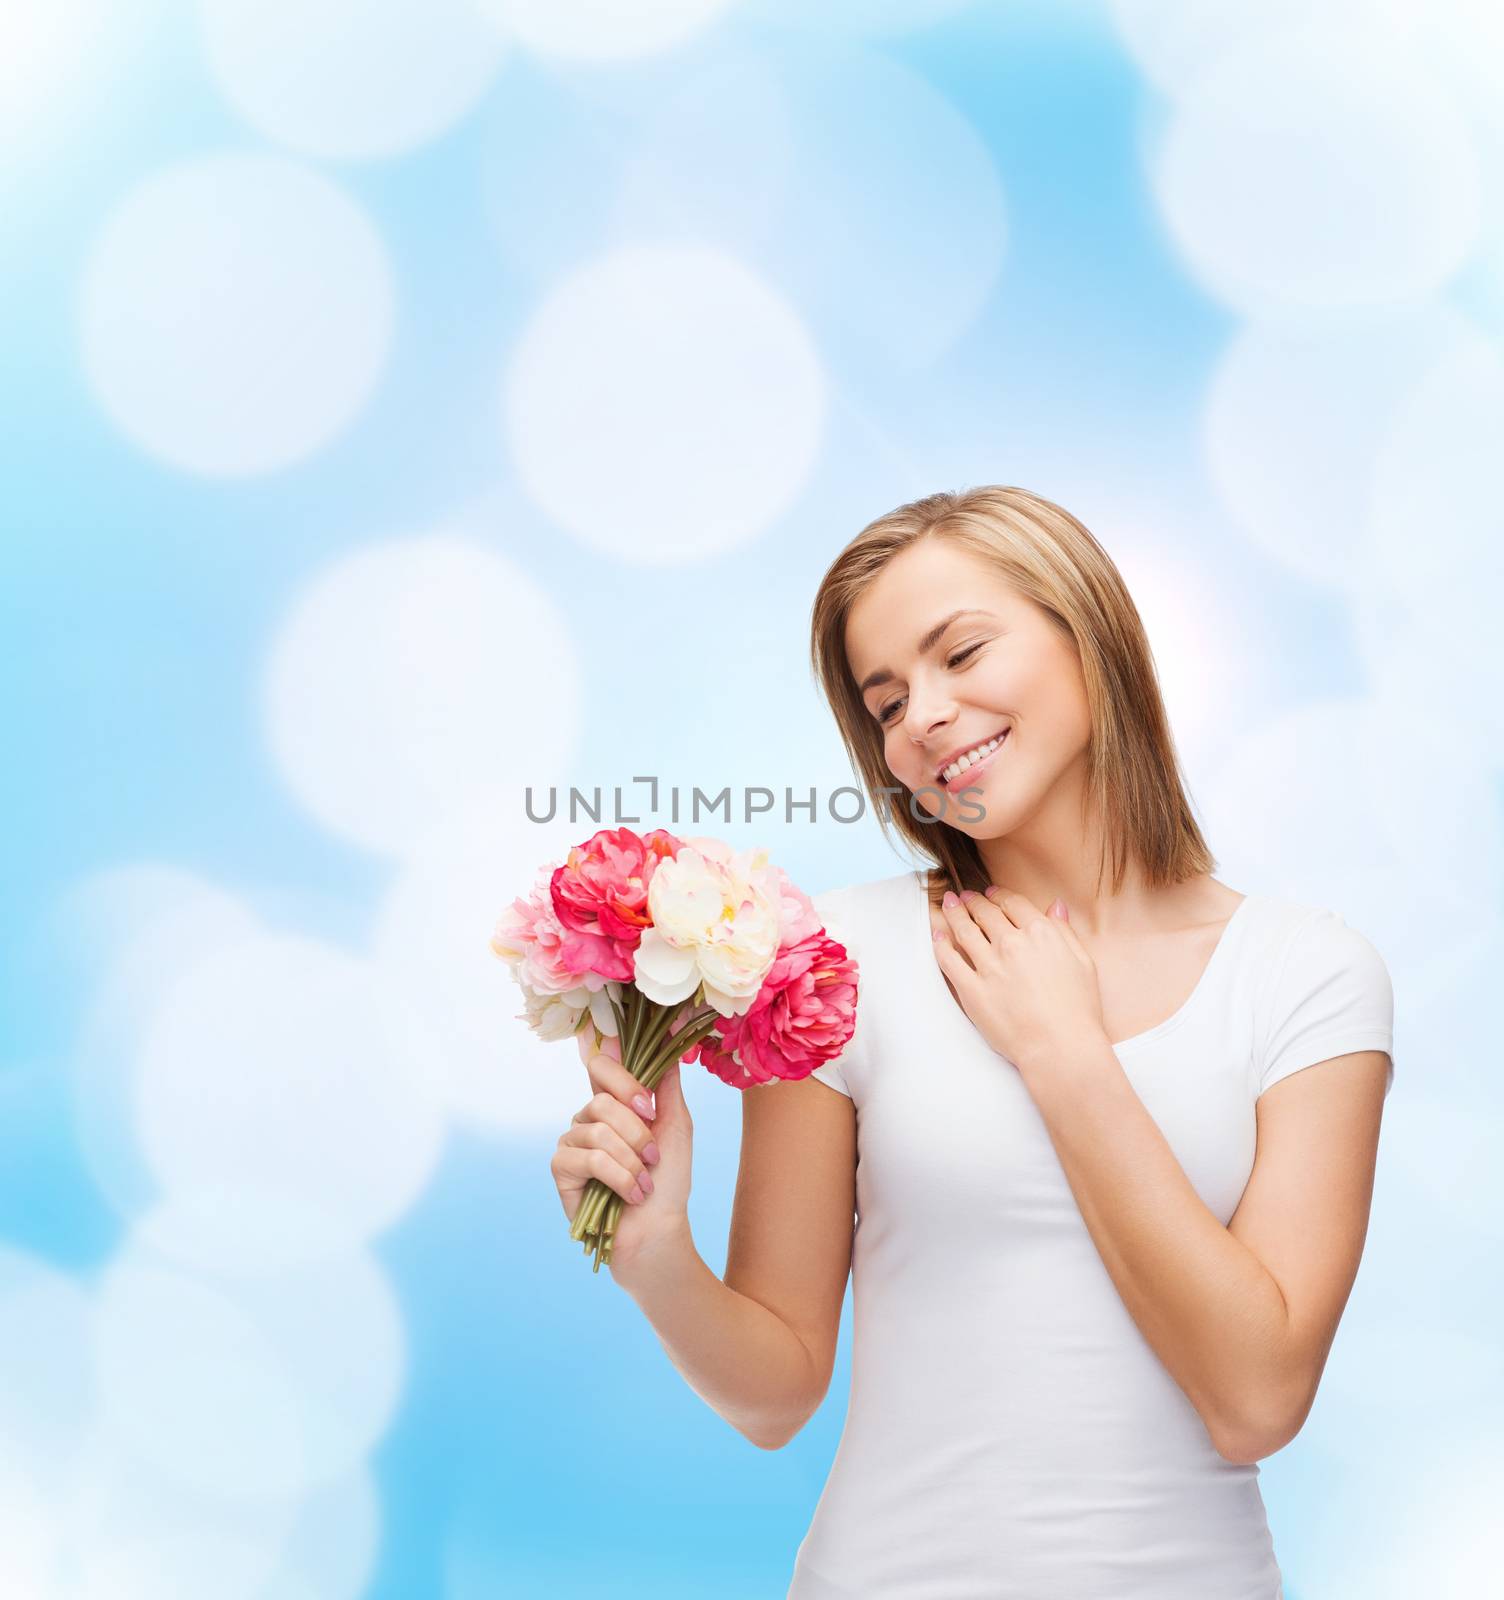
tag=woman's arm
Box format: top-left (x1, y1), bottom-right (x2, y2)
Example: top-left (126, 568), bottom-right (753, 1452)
top-left (611, 1224), bottom-right (825, 1450)
top-left (1019, 1039), bottom-right (1389, 1464)
top-left (612, 1073), bottom-right (857, 1450)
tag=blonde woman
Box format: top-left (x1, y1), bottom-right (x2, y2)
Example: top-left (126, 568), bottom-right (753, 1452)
top-left (552, 486), bottom-right (1393, 1599)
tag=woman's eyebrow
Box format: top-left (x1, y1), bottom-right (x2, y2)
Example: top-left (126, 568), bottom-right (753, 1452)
top-left (857, 609), bottom-right (997, 696)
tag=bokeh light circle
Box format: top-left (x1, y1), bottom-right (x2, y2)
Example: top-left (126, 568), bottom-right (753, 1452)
top-left (79, 151), bottom-right (393, 475)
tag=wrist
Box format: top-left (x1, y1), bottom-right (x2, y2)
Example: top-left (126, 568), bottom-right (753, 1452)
top-left (608, 1216), bottom-right (696, 1294)
top-left (1015, 1028), bottom-right (1116, 1090)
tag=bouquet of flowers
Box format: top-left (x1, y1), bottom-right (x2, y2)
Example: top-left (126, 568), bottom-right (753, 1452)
top-left (490, 826), bottom-right (859, 1272)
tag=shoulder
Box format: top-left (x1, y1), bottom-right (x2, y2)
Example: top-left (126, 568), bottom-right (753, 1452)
top-left (1253, 896), bottom-right (1391, 990)
top-left (1250, 896), bottom-right (1395, 1097)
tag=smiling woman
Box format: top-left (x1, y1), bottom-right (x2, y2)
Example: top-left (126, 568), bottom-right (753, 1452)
top-left (774, 484), bottom-right (1394, 1599)
top-left (811, 485), bottom-right (1216, 919)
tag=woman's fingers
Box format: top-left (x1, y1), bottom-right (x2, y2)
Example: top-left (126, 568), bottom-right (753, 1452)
top-left (576, 1091), bottom-right (659, 1171)
top-left (552, 1019), bottom-right (685, 1229)
top-left (584, 1046), bottom-right (657, 1126)
top-left (553, 1121), bottom-right (654, 1208)
top-left (550, 1145), bottom-right (644, 1220)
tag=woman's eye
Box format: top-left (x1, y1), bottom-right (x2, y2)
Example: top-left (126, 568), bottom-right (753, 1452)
top-left (876, 644), bottom-right (983, 725)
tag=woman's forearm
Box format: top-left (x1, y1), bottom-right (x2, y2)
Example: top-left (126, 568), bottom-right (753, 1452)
top-left (1019, 1038), bottom-right (1298, 1461)
top-left (611, 1224), bottom-right (823, 1450)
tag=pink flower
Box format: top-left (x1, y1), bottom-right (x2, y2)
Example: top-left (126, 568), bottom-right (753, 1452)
top-left (766, 865), bottom-right (822, 948)
top-left (549, 827), bottom-right (680, 980)
top-left (687, 930), bottom-right (858, 1090)
top-left (490, 864), bottom-right (617, 992)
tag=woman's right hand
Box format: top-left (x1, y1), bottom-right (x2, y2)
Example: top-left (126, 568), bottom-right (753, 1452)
top-left (551, 1023), bottom-right (694, 1275)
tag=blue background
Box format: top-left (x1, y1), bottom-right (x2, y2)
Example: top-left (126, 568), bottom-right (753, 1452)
top-left (3, 1), bottom-right (1501, 1595)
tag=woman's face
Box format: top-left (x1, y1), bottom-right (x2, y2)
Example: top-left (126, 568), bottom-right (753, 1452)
top-left (843, 537), bottom-right (1093, 832)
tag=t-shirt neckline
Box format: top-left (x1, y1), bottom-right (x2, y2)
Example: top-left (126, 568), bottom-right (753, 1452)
top-left (911, 869), bottom-right (1258, 1053)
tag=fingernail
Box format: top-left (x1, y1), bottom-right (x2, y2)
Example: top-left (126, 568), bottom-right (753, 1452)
top-left (633, 1094), bottom-right (655, 1120)
top-left (959, 888), bottom-right (977, 902)
top-left (942, 890), bottom-right (959, 908)
top-left (637, 1170), bottom-right (654, 1196)
top-left (643, 1141), bottom-right (660, 1165)
top-left (628, 1181), bottom-right (644, 1204)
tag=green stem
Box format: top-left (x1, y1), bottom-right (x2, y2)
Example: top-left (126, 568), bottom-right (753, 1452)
top-left (603, 986), bottom-right (628, 1053)
top-left (641, 1010), bottom-right (721, 1087)
top-left (631, 997), bottom-right (679, 1069)
top-left (569, 994), bottom-right (726, 1273)
top-left (623, 983), bottom-right (644, 1063)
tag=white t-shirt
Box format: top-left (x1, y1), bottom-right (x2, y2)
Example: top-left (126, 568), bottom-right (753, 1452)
top-left (787, 868), bottom-right (1394, 1600)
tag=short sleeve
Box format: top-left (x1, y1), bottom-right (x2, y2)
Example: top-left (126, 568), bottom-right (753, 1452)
top-left (809, 1058), bottom-right (853, 1097)
top-left (1258, 909), bottom-right (1394, 1098)
top-left (806, 887), bottom-right (860, 1099)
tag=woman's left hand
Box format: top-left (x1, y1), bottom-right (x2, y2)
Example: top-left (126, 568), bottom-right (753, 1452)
top-left (933, 886), bottom-right (1108, 1073)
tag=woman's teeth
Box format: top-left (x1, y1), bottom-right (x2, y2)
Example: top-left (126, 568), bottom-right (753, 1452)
top-left (941, 730), bottom-right (1007, 784)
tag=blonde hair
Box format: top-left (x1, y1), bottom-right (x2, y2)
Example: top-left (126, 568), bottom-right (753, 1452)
top-left (809, 485), bottom-right (1216, 907)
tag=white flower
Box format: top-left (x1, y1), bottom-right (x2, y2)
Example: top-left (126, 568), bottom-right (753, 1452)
top-left (516, 980), bottom-right (588, 1042)
top-left (588, 986), bottom-right (620, 1037)
top-left (515, 978), bottom-right (621, 1043)
top-left (633, 841), bottom-right (781, 1016)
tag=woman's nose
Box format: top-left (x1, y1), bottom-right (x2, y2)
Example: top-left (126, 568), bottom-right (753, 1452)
top-left (904, 696), bottom-right (955, 744)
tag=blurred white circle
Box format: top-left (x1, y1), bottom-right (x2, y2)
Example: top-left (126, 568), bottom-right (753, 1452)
top-left (1322, 1306), bottom-right (1501, 1438)
top-left (740, 0), bottom-right (983, 34)
top-left (63, 1430), bottom-right (376, 1600)
top-left (1202, 303), bottom-right (1478, 584)
top-left (1109, 0), bottom-right (1421, 94)
top-left (1199, 697), bottom-right (1499, 975)
top-left (0, 0), bottom-right (168, 164)
top-left (620, 45), bottom-right (1007, 372)
top-left (133, 1186), bottom-right (362, 1278)
top-left (472, 0), bottom-right (737, 61)
top-left (272, 1465), bottom-right (380, 1600)
top-left (1413, 0), bottom-right (1504, 128)
top-left (263, 533), bottom-right (579, 857)
top-left (478, 43), bottom-right (1004, 371)
top-left (0, 1248), bottom-right (94, 1494)
top-left (199, 0), bottom-right (508, 160)
top-left (1148, 20), bottom-right (1482, 314)
top-left (134, 932), bottom-right (446, 1251)
top-left (79, 151), bottom-right (393, 476)
top-left (476, 67), bottom-right (629, 287)
top-left (0, 1447), bottom-right (60, 1597)
top-left (1353, 570), bottom-right (1504, 781)
top-left (1290, 1436), bottom-right (1504, 1598)
top-left (1380, 1087), bottom-right (1503, 1244)
top-left (478, 45), bottom-right (793, 288)
top-left (71, 1527), bottom-right (285, 1600)
top-left (61, 865), bottom-right (264, 1222)
top-left (372, 786), bottom-right (599, 1131)
top-left (1359, 330), bottom-right (1504, 776)
top-left (0, 0), bottom-right (100, 148)
top-left (1369, 331), bottom-right (1504, 655)
top-left (92, 1223), bottom-right (404, 1499)
top-left (503, 243), bottom-right (827, 564)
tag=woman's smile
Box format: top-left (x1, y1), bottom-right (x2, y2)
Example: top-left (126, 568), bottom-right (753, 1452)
top-left (937, 726), bottom-right (1010, 793)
